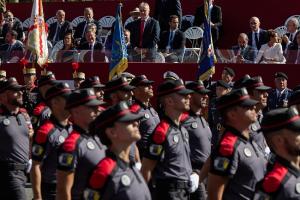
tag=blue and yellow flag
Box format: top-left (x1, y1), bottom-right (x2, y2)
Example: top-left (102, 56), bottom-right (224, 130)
top-left (109, 4), bottom-right (128, 80)
top-left (197, 0), bottom-right (216, 81)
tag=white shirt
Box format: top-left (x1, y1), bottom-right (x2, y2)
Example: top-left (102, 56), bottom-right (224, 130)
top-left (255, 43), bottom-right (286, 64)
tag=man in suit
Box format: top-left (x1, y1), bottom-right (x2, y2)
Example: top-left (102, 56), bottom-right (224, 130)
top-left (286, 32), bottom-right (300, 64)
top-left (154, 0), bottom-right (182, 33)
top-left (282, 17), bottom-right (299, 51)
top-left (74, 7), bottom-right (99, 40)
top-left (267, 72), bottom-right (293, 111)
top-left (247, 16), bottom-right (268, 50)
top-left (48, 10), bottom-right (73, 44)
top-left (78, 30), bottom-right (103, 62)
top-left (0, 30), bottom-right (24, 63)
top-left (127, 2), bottom-right (160, 62)
top-left (231, 33), bottom-right (257, 63)
top-left (194, 0), bottom-right (222, 45)
top-left (1, 10), bottom-right (23, 42)
top-left (158, 15), bottom-right (185, 62)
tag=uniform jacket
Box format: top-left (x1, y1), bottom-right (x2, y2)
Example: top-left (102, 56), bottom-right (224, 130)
top-left (267, 88), bottom-right (293, 111)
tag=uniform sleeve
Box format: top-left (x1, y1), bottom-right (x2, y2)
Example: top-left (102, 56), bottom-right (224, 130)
top-left (57, 133), bottom-right (81, 172)
top-left (31, 121), bottom-right (54, 162)
top-left (210, 132), bottom-right (239, 177)
top-left (143, 121), bottom-right (170, 160)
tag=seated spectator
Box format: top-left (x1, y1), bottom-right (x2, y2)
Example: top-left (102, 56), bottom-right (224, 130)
top-left (231, 33), bottom-right (257, 63)
top-left (48, 10), bottom-right (73, 45)
top-left (78, 23), bottom-right (101, 46)
top-left (74, 7), bottom-right (99, 40)
top-left (78, 30), bottom-right (104, 62)
top-left (0, 30), bottom-right (23, 63)
top-left (1, 10), bottom-right (23, 42)
top-left (281, 17), bottom-right (299, 52)
top-left (158, 15), bottom-right (185, 63)
top-left (56, 32), bottom-right (78, 63)
top-left (255, 30), bottom-right (286, 64)
top-left (130, 7), bottom-right (141, 21)
top-left (286, 31), bottom-right (300, 64)
top-left (247, 16), bottom-right (268, 50)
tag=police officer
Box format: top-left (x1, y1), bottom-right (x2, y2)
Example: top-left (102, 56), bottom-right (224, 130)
top-left (207, 88), bottom-right (267, 200)
top-left (31, 83), bottom-right (72, 200)
top-left (254, 107), bottom-right (300, 199)
top-left (73, 71), bottom-right (85, 89)
top-left (0, 69), bottom-right (6, 81)
top-left (130, 75), bottom-right (160, 157)
top-left (0, 77), bottom-right (33, 200)
top-left (267, 72), bottom-right (293, 110)
top-left (209, 67), bottom-right (235, 98)
top-left (84, 101), bottom-right (151, 200)
top-left (31, 72), bottom-right (57, 129)
top-left (22, 67), bottom-right (39, 115)
top-left (141, 79), bottom-right (199, 200)
top-left (208, 80), bottom-right (231, 147)
top-left (181, 80), bottom-right (212, 200)
top-left (57, 89), bottom-right (106, 200)
top-left (80, 76), bottom-right (105, 102)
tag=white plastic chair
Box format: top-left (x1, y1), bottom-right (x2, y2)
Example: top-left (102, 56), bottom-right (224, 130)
top-left (284, 15), bottom-right (300, 27)
top-left (182, 15), bottom-right (195, 25)
top-left (183, 26), bottom-right (204, 63)
top-left (46, 16), bottom-right (57, 26)
top-left (155, 52), bottom-right (165, 63)
top-left (71, 16), bottom-right (86, 28)
top-left (22, 17), bottom-right (32, 30)
top-left (124, 17), bottom-right (134, 27)
top-left (49, 40), bottom-right (64, 62)
top-left (98, 16), bottom-right (115, 28)
top-left (274, 26), bottom-right (287, 37)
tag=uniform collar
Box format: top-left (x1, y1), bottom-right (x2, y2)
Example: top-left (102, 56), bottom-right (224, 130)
top-left (276, 155), bottom-right (300, 177)
top-left (133, 98), bottom-right (151, 109)
top-left (224, 125), bottom-right (249, 141)
top-left (50, 115), bottom-right (70, 129)
top-left (0, 105), bottom-right (20, 116)
top-left (106, 149), bottom-right (135, 169)
top-left (73, 124), bottom-right (90, 136)
top-left (161, 113), bottom-right (181, 128)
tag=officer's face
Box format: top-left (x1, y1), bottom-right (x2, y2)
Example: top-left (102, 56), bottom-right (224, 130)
top-left (136, 84), bottom-right (154, 98)
top-left (171, 93), bottom-right (191, 112)
top-left (72, 105), bottom-right (99, 127)
top-left (192, 93), bottom-right (208, 109)
top-left (94, 88), bottom-right (104, 101)
top-left (6, 89), bottom-right (23, 107)
top-left (233, 105), bottom-right (257, 125)
top-left (112, 121), bottom-right (141, 143)
top-left (275, 77), bottom-right (287, 90)
top-left (24, 75), bottom-right (36, 87)
top-left (253, 90), bottom-right (268, 108)
top-left (280, 130), bottom-right (300, 156)
top-left (221, 71), bottom-right (233, 83)
top-left (116, 90), bottom-right (132, 102)
top-left (53, 96), bottom-right (69, 116)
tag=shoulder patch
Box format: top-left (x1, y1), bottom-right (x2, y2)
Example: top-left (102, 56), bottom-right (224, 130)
top-left (180, 112), bottom-right (190, 123)
top-left (89, 157), bottom-right (117, 190)
top-left (262, 162), bottom-right (288, 193)
top-left (19, 108), bottom-right (28, 113)
top-left (130, 103), bottom-right (141, 113)
top-left (218, 132), bottom-right (239, 157)
top-left (62, 131), bottom-right (81, 152)
top-left (152, 120), bottom-right (170, 144)
top-left (33, 102), bottom-right (47, 116)
top-left (34, 120), bottom-right (55, 144)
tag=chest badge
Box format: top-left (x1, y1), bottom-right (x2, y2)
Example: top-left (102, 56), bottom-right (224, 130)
top-left (3, 118), bottom-right (10, 126)
top-left (144, 113), bottom-right (150, 119)
top-left (251, 124), bottom-right (257, 132)
top-left (173, 135), bottom-right (179, 143)
top-left (296, 183), bottom-right (300, 194)
top-left (191, 122), bottom-right (198, 129)
top-left (244, 148), bottom-right (252, 157)
top-left (87, 141), bottom-right (95, 150)
top-left (58, 135), bottom-right (65, 144)
top-left (121, 174), bottom-right (131, 186)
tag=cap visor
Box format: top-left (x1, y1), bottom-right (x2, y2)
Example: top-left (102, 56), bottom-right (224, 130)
top-left (118, 112), bottom-right (144, 122)
top-left (93, 83), bottom-right (105, 88)
top-left (255, 86), bottom-right (271, 91)
top-left (120, 85), bottom-right (135, 91)
top-left (84, 99), bottom-right (106, 107)
top-left (10, 85), bottom-right (26, 91)
top-left (177, 88), bottom-right (194, 95)
top-left (197, 89), bottom-right (211, 94)
top-left (240, 98), bottom-right (258, 107)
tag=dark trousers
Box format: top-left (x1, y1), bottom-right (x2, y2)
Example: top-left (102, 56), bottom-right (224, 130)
top-left (41, 182), bottom-right (56, 200)
top-left (190, 182), bottom-right (207, 200)
top-left (0, 169), bottom-right (27, 200)
top-left (155, 181), bottom-right (190, 200)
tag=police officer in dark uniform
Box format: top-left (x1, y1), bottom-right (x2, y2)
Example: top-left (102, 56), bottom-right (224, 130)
top-left (73, 71), bottom-right (85, 89)
top-left (141, 79), bottom-right (199, 200)
top-left (80, 76), bottom-right (105, 102)
top-left (208, 80), bottom-right (231, 147)
top-left (181, 80), bottom-right (212, 200)
top-left (31, 83), bottom-right (72, 200)
top-left (207, 88), bottom-right (267, 200)
top-left (0, 69), bottom-right (6, 81)
top-left (84, 101), bottom-right (151, 200)
top-left (130, 75), bottom-right (160, 157)
top-left (22, 67), bottom-right (39, 115)
top-left (267, 72), bottom-right (293, 110)
top-left (289, 89), bottom-right (300, 111)
top-left (57, 89), bottom-right (106, 200)
top-left (254, 107), bottom-right (300, 199)
top-left (0, 77), bottom-right (33, 200)
top-left (31, 72), bottom-right (57, 129)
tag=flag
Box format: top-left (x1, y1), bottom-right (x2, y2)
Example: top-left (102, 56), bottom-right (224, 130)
top-left (26, 0), bottom-right (48, 66)
top-left (197, 0), bottom-right (216, 81)
top-left (109, 3), bottom-right (128, 80)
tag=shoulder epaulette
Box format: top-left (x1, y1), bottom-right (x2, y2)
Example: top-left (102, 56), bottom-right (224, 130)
top-left (62, 131), bottom-right (81, 152)
top-left (89, 157), bottom-right (117, 190)
top-left (19, 108), bottom-right (28, 113)
top-left (218, 131), bottom-right (239, 157)
top-left (130, 103), bottom-right (141, 113)
top-left (34, 120), bottom-right (55, 144)
top-left (262, 162), bottom-right (288, 193)
top-left (180, 112), bottom-right (190, 123)
top-left (152, 120), bottom-right (170, 144)
top-left (33, 102), bottom-right (47, 116)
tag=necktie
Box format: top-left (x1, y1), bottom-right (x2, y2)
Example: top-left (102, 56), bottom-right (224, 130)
top-left (90, 43), bottom-right (94, 63)
top-left (55, 25), bottom-right (61, 41)
top-left (139, 20), bottom-right (145, 47)
top-left (167, 31), bottom-right (174, 48)
top-left (255, 32), bottom-right (259, 48)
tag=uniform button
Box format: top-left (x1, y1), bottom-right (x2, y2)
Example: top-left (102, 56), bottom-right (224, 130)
top-left (173, 135), bottom-right (179, 143)
top-left (58, 135), bottom-right (65, 143)
top-left (295, 183), bottom-right (300, 194)
top-left (144, 113), bottom-right (150, 119)
top-left (244, 147), bottom-right (252, 157)
top-left (121, 174), bottom-right (131, 186)
top-left (3, 118), bottom-right (10, 126)
top-left (87, 141), bottom-right (95, 150)
top-left (191, 122), bottom-right (198, 129)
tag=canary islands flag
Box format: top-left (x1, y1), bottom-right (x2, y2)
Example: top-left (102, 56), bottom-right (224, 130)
top-left (197, 0), bottom-right (216, 81)
top-left (109, 3), bottom-right (128, 80)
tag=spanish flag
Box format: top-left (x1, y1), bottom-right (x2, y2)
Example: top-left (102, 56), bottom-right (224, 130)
top-left (109, 3), bottom-right (128, 80)
top-left (197, 0), bottom-right (216, 81)
top-left (26, 0), bottom-right (48, 66)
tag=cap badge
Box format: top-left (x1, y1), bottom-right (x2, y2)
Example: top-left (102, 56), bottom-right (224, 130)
top-left (3, 118), bottom-right (10, 126)
top-left (244, 148), bottom-right (252, 157)
top-left (58, 135), bottom-right (65, 144)
top-left (173, 135), bottom-right (179, 143)
top-left (144, 113), bottom-right (150, 119)
top-left (121, 174), bottom-right (131, 186)
top-left (192, 122), bottom-right (198, 129)
top-left (87, 141), bottom-right (95, 150)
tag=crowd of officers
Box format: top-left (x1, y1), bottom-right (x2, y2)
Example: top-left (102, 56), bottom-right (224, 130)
top-left (0, 65), bottom-right (300, 200)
